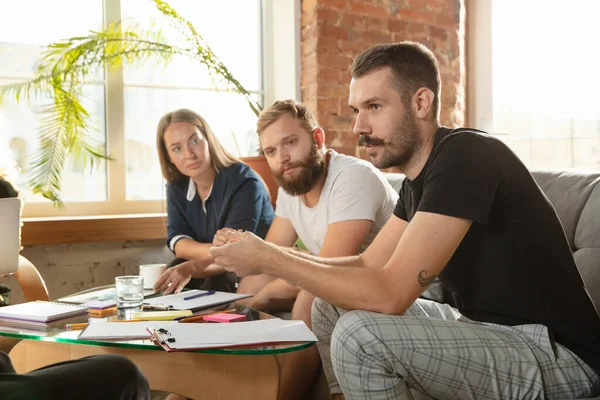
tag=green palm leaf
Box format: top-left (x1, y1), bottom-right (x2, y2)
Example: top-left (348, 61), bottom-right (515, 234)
top-left (0, 0), bottom-right (260, 205)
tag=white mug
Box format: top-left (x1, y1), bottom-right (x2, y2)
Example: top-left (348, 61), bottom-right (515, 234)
top-left (139, 263), bottom-right (167, 289)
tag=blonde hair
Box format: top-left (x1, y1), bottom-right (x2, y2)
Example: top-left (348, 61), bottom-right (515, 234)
top-left (156, 109), bottom-right (239, 183)
top-left (257, 100), bottom-right (320, 137)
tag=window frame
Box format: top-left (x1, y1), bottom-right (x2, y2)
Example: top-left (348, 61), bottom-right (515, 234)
top-left (15, 0), bottom-right (300, 219)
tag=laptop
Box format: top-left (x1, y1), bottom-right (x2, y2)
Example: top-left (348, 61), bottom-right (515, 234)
top-left (0, 198), bottom-right (21, 276)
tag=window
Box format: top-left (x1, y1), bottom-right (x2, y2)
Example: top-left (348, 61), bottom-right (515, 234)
top-left (0, 0), bottom-right (299, 217)
top-left (467, 0), bottom-right (600, 171)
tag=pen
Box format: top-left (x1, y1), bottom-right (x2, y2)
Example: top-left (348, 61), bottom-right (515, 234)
top-left (177, 309), bottom-right (236, 323)
top-left (183, 290), bottom-right (216, 301)
top-left (142, 304), bottom-right (171, 311)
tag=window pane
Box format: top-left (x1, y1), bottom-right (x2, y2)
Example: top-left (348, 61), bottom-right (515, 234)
top-left (124, 87), bottom-right (261, 200)
top-left (0, 79), bottom-right (107, 202)
top-left (120, 0), bottom-right (262, 92)
top-left (0, 1), bottom-right (106, 202)
top-left (492, 0), bottom-right (600, 170)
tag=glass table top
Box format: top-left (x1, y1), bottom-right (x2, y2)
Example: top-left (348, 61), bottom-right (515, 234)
top-left (0, 289), bottom-right (315, 355)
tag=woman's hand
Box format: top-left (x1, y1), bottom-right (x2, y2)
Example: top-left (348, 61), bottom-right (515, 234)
top-left (153, 261), bottom-right (195, 294)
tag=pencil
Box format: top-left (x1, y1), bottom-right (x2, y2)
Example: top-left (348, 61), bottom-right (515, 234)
top-left (178, 309), bottom-right (236, 323)
top-left (65, 323), bottom-right (89, 330)
top-left (66, 319), bottom-right (144, 329)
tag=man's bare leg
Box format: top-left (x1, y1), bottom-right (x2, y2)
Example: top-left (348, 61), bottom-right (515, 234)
top-left (278, 290), bottom-right (322, 400)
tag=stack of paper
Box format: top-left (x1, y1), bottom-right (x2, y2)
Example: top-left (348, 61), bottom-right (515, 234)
top-left (78, 321), bottom-right (180, 340)
top-left (148, 319), bottom-right (318, 351)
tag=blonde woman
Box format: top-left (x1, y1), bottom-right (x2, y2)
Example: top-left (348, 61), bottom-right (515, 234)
top-left (154, 109), bottom-right (274, 294)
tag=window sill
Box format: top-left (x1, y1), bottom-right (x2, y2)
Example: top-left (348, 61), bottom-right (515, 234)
top-left (21, 214), bottom-right (167, 246)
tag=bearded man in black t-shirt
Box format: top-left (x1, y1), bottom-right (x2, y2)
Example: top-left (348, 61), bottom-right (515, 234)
top-left (210, 42), bottom-right (600, 399)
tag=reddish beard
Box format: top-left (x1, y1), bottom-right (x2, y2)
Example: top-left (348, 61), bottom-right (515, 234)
top-left (273, 144), bottom-right (325, 196)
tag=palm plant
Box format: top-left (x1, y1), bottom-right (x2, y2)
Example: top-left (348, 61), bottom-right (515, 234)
top-left (0, 0), bottom-right (261, 204)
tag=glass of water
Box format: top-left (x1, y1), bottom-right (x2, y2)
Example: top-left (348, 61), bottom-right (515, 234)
top-left (115, 276), bottom-right (144, 308)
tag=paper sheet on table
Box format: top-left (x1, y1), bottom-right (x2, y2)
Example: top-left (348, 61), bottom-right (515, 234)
top-left (78, 321), bottom-right (180, 340)
top-left (143, 290), bottom-right (251, 311)
top-left (149, 319), bottom-right (318, 351)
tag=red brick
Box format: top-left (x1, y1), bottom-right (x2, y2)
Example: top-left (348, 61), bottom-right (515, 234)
top-left (317, 97), bottom-right (342, 115)
top-left (344, 40), bottom-right (373, 57)
top-left (434, 10), bottom-right (458, 26)
top-left (319, 68), bottom-right (340, 82)
top-left (352, 29), bottom-right (391, 44)
top-left (317, 8), bottom-right (341, 25)
top-left (302, 23), bottom-right (318, 40)
top-left (319, 24), bottom-right (349, 41)
top-left (406, 0), bottom-right (432, 11)
top-left (349, 1), bottom-right (389, 18)
top-left (302, 37), bottom-right (318, 56)
top-left (320, 0), bottom-right (348, 10)
top-left (341, 12), bottom-right (365, 30)
top-left (317, 37), bottom-right (341, 54)
top-left (364, 16), bottom-right (386, 32)
top-left (302, 0), bottom-right (318, 12)
top-left (318, 53), bottom-right (352, 71)
top-left (429, 26), bottom-right (448, 41)
top-left (388, 19), bottom-right (408, 33)
top-left (302, 7), bottom-right (317, 27)
top-left (408, 22), bottom-right (427, 35)
top-left (320, 83), bottom-right (350, 99)
top-left (398, 9), bottom-right (435, 24)
top-left (302, 52), bottom-right (318, 71)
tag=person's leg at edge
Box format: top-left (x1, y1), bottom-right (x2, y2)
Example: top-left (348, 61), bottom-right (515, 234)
top-left (312, 297), bottom-right (352, 399)
top-left (278, 290), bottom-right (322, 400)
top-left (0, 352), bottom-right (150, 400)
top-left (330, 300), bottom-right (600, 400)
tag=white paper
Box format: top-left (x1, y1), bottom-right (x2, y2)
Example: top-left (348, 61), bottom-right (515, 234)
top-left (151, 319), bottom-right (318, 350)
top-left (78, 321), bottom-right (180, 340)
top-left (143, 290), bottom-right (251, 311)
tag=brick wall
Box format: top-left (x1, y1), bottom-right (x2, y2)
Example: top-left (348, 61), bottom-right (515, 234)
top-left (301, 0), bottom-right (466, 157)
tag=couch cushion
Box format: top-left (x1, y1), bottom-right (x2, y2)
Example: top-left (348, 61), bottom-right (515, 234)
top-left (573, 249), bottom-right (600, 311)
top-left (575, 178), bottom-right (600, 249)
top-left (531, 170), bottom-right (600, 250)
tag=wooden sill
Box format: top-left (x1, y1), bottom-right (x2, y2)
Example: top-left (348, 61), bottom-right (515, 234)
top-left (21, 214), bottom-right (167, 247)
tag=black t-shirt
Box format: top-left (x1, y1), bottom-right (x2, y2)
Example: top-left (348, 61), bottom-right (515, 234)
top-left (394, 127), bottom-right (600, 372)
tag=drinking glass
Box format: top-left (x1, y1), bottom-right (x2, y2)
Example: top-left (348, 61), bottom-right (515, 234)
top-left (115, 276), bottom-right (144, 308)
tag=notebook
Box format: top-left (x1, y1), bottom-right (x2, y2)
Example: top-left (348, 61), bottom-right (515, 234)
top-left (148, 319), bottom-right (318, 352)
top-left (0, 301), bottom-right (88, 323)
top-left (143, 290), bottom-right (252, 311)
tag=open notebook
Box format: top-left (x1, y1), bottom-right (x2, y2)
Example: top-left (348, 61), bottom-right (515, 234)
top-left (143, 290), bottom-right (251, 311)
top-left (0, 301), bottom-right (88, 323)
top-left (148, 319), bottom-right (318, 352)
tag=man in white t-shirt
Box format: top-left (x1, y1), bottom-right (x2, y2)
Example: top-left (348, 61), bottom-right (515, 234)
top-left (214, 99), bottom-right (398, 400)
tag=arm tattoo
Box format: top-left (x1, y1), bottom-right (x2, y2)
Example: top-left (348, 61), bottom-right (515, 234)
top-left (418, 270), bottom-right (437, 287)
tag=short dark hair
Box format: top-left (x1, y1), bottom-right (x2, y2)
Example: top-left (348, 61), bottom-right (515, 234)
top-left (351, 42), bottom-right (441, 120)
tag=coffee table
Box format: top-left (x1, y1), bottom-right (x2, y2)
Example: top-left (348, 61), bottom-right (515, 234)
top-left (0, 295), bottom-right (315, 399)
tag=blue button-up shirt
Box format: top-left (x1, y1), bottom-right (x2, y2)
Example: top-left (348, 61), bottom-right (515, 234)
top-left (166, 162), bottom-right (274, 252)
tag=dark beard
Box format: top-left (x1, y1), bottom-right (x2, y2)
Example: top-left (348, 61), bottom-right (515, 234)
top-left (273, 145), bottom-right (325, 196)
top-left (358, 110), bottom-right (420, 169)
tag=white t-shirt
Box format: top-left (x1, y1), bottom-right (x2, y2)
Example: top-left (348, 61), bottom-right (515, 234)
top-left (275, 150), bottom-right (399, 255)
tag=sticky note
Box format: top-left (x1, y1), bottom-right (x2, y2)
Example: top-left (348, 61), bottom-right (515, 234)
top-left (203, 313), bottom-right (247, 323)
